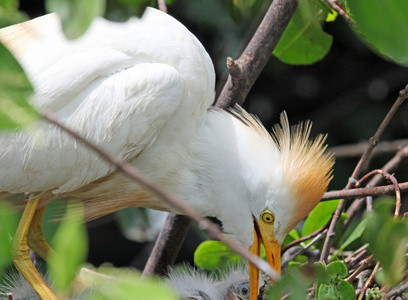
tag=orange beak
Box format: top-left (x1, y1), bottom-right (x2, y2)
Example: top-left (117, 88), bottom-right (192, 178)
top-left (248, 219), bottom-right (281, 300)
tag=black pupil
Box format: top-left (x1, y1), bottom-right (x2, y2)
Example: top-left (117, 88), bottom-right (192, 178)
top-left (241, 287), bottom-right (249, 295)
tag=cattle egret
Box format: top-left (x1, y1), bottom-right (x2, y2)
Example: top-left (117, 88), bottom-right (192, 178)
top-left (0, 7), bottom-right (334, 300)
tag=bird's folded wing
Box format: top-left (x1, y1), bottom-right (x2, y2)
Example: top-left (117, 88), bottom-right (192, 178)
top-left (0, 63), bottom-right (183, 194)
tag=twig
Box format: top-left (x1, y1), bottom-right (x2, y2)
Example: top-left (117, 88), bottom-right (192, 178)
top-left (281, 220), bottom-right (330, 255)
top-left (324, 0), bottom-right (352, 24)
top-left (328, 139), bottom-right (408, 159)
top-left (142, 214), bottom-right (191, 277)
top-left (43, 113), bottom-right (279, 281)
top-left (321, 182), bottom-right (408, 201)
top-left (386, 281), bottom-right (408, 299)
top-left (320, 84), bottom-right (408, 263)
top-left (215, 0), bottom-right (298, 108)
top-left (346, 255), bottom-right (373, 283)
top-left (354, 169), bottom-right (401, 217)
top-left (345, 144), bottom-right (408, 219)
top-left (157, 0), bottom-right (167, 14)
top-left (357, 262), bottom-right (380, 300)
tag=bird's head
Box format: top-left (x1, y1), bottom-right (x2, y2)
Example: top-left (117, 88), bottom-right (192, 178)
top-left (217, 107), bottom-right (334, 300)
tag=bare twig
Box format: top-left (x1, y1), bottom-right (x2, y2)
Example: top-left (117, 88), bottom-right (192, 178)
top-left (320, 84), bottom-right (408, 263)
top-left (282, 220), bottom-right (330, 255)
top-left (142, 214), bottom-right (191, 277)
top-left (357, 262), bottom-right (380, 300)
top-left (346, 255), bottom-right (373, 283)
top-left (215, 0), bottom-right (298, 109)
top-left (328, 139), bottom-right (408, 159)
top-left (345, 144), bottom-right (408, 219)
top-left (321, 182), bottom-right (408, 201)
top-left (324, 0), bottom-right (352, 24)
top-left (354, 169), bottom-right (401, 217)
top-left (43, 113), bottom-right (279, 281)
top-left (157, 0), bottom-right (167, 13)
top-left (386, 281), bottom-right (408, 299)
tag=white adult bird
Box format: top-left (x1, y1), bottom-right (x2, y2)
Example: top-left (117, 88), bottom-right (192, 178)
top-left (0, 7), bottom-right (334, 300)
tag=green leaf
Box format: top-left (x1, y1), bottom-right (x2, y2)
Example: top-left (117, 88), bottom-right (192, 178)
top-left (0, 42), bottom-right (38, 131)
top-left (194, 241), bottom-right (243, 270)
top-left (0, 201), bottom-right (18, 273)
top-left (302, 200), bottom-right (339, 238)
top-left (338, 280), bottom-right (356, 299)
top-left (273, 0), bottom-right (333, 65)
top-left (48, 203), bottom-right (88, 292)
top-left (326, 261), bottom-right (348, 278)
top-left (268, 266), bottom-right (315, 299)
top-left (348, 0), bottom-right (408, 65)
top-left (331, 218), bottom-right (367, 260)
top-left (364, 198), bottom-right (408, 287)
top-left (0, 0), bottom-right (28, 27)
top-left (75, 265), bottom-right (178, 300)
top-left (282, 228), bottom-right (300, 248)
top-left (46, 0), bottom-right (106, 39)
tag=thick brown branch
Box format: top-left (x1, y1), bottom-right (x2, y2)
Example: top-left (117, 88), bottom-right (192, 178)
top-left (142, 214), bottom-right (191, 277)
top-left (320, 84), bottom-right (408, 263)
top-left (43, 113), bottom-right (279, 281)
top-left (215, 0), bottom-right (298, 109)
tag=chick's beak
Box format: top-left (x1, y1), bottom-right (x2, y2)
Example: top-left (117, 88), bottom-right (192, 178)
top-left (248, 219), bottom-right (281, 300)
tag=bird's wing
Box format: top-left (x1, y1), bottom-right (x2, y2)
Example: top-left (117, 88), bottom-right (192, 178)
top-left (0, 8), bottom-right (215, 194)
top-left (0, 63), bottom-right (183, 194)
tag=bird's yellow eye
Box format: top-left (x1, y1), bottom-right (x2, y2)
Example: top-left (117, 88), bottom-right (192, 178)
top-left (261, 210), bottom-right (275, 224)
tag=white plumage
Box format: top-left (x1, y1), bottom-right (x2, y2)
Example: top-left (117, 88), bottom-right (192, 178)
top-left (0, 7), bottom-right (334, 300)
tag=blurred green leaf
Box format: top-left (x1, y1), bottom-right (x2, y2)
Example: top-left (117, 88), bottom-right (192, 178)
top-left (302, 200), bottom-right (339, 238)
top-left (364, 198), bottom-right (408, 288)
top-left (268, 265), bottom-right (315, 299)
top-left (48, 203), bottom-right (87, 292)
top-left (0, 43), bottom-right (38, 131)
top-left (194, 241), bottom-right (243, 270)
top-left (348, 0), bottom-right (408, 65)
top-left (46, 0), bottom-right (106, 39)
top-left (78, 265), bottom-right (178, 300)
top-left (0, 0), bottom-right (28, 28)
top-left (273, 0), bottom-right (333, 65)
top-left (0, 201), bottom-right (18, 273)
top-left (331, 218), bottom-right (367, 260)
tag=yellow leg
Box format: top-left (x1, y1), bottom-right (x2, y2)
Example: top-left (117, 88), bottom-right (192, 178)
top-left (11, 196), bottom-right (57, 300)
top-left (27, 206), bottom-right (55, 261)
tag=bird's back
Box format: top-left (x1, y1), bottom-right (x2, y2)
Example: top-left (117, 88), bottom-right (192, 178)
top-left (0, 8), bottom-right (215, 196)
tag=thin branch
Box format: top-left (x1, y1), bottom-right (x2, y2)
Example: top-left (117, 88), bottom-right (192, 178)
top-left (354, 169), bottom-right (401, 216)
top-left (324, 0), bottom-right (352, 24)
top-left (281, 220), bottom-right (330, 255)
top-left (320, 84), bottom-right (408, 263)
top-left (321, 182), bottom-right (408, 201)
top-left (346, 255), bottom-right (373, 283)
top-left (157, 0), bottom-right (167, 13)
top-left (328, 139), bottom-right (408, 159)
top-left (215, 0), bottom-right (298, 109)
top-left (357, 262), bottom-right (380, 300)
top-left (43, 113), bottom-right (279, 281)
top-left (386, 281), bottom-right (408, 299)
top-left (345, 144), bottom-right (408, 219)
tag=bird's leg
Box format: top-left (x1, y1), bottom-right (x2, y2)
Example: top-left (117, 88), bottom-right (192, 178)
top-left (11, 196), bottom-right (57, 300)
top-left (27, 205), bottom-right (55, 261)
